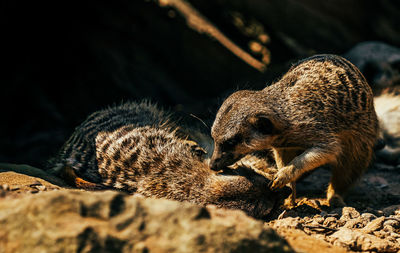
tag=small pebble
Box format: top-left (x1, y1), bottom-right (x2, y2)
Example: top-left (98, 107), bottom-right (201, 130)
top-left (340, 207), bottom-right (360, 221)
top-left (384, 219), bottom-right (400, 228)
top-left (303, 216), bottom-right (312, 223)
top-left (343, 218), bottom-right (364, 229)
top-left (373, 230), bottom-right (389, 239)
top-left (383, 225), bottom-right (395, 233)
top-left (361, 212), bottom-right (377, 222)
top-left (386, 236), bottom-right (397, 243)
top-left (313, 215), bottom-right (324, 224)
top-left (336, 219), bottom-right (346, 227)
top-left (391, 232), bottom-right (400, 238)
top-left (273, 217), bottom-right (303, 229)
top-left (362, 216), bottom-right (385, 234)
top-left (323, 217), bottom-right (337, 228)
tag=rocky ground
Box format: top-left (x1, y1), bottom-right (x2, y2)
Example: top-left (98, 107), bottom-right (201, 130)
top-left (270, 164), bottom-right (400, 252)
top-left (0, 164), bottom-right (293, 253)
top-left (1, 162), bottom-right (399, 252)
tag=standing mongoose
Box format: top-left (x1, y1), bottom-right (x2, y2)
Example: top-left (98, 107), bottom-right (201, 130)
top-left (209, 54), bottom-right (379, 206)
top-left (48, 101), bottom-right (290, 219)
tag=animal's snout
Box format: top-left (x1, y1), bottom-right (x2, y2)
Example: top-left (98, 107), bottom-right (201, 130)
top-left (209, 152), bottom-right (235, 171)
top-left (209, 157), bottom-right (223, 171)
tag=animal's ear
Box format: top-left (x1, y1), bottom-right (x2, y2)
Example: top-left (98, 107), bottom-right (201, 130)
top-left (248, 116), bottom-right (274, 135)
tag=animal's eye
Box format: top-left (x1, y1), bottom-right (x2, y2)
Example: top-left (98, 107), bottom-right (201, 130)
top-left (192, 146), bottom-right (207, 157)
top-left (252, 116), bottom-right (273, 135)
top-left (223, 135), bottom-right (242, 149)
top-left (226, 140), bottom-right (235, 147)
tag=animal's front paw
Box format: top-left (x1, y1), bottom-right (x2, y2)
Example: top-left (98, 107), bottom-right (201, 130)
top-left (270, 166), bottom-right (295, 190)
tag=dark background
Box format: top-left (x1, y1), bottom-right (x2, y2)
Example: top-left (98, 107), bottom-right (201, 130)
top-left (2, 0), bottom-right (400, 166)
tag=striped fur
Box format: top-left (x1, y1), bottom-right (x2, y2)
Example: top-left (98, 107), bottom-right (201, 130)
top-left (48, 101), bottom-right (171, 183)
top-left (48, 101), bottom-right (290, 219)
top-left (210, 54), bottom-right (379, 206)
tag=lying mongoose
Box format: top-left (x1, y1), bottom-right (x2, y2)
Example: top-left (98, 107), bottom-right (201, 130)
top-left (210, 54), bottom-right (379, 206)
top-left (48, 101), bottom-right (289, 219)
top-left (374, 89), bottom-right (400, 165)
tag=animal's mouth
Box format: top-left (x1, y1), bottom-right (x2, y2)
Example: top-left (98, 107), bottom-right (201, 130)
top-left (209, 151), bottom-right (246, 172)
top-left (217, 166), bottom-right (239, 175)
top-left (209, 157), bottom-right (234, 171)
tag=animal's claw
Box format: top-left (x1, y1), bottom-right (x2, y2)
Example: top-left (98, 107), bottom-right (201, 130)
top-left (270, 166), bottom-right (294, 190)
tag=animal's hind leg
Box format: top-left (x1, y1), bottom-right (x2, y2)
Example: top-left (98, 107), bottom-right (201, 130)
top-left (328, 132), bottom-right (375, 206)
top-left (327, 161), bottom-right (368, 207)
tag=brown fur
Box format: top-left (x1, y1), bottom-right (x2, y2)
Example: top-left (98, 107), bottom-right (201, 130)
top-left (210, 54), bottom-right (379, 205)
top-left (49, 102), bottom-right (290, 219)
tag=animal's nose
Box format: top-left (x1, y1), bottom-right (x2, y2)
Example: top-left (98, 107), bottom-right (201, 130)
top-left (209, 157), bottom-right (222, 171)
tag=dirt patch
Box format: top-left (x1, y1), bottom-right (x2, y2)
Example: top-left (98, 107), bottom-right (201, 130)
top-left (269, 164), bottom-right (400, 252)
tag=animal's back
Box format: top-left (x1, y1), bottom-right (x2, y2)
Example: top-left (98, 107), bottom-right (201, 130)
top-left (48, 101), bottom-right (172, 183)
top-left (269, 55), bottom-right (378, 204)
top-left (265, 54), bottom-right (378, 143)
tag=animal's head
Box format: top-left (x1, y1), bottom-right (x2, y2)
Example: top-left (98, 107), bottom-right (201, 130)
top-left (209, 166), bottom-right (291, 220)
top-left (210, 90), bottom-right (281, 171)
